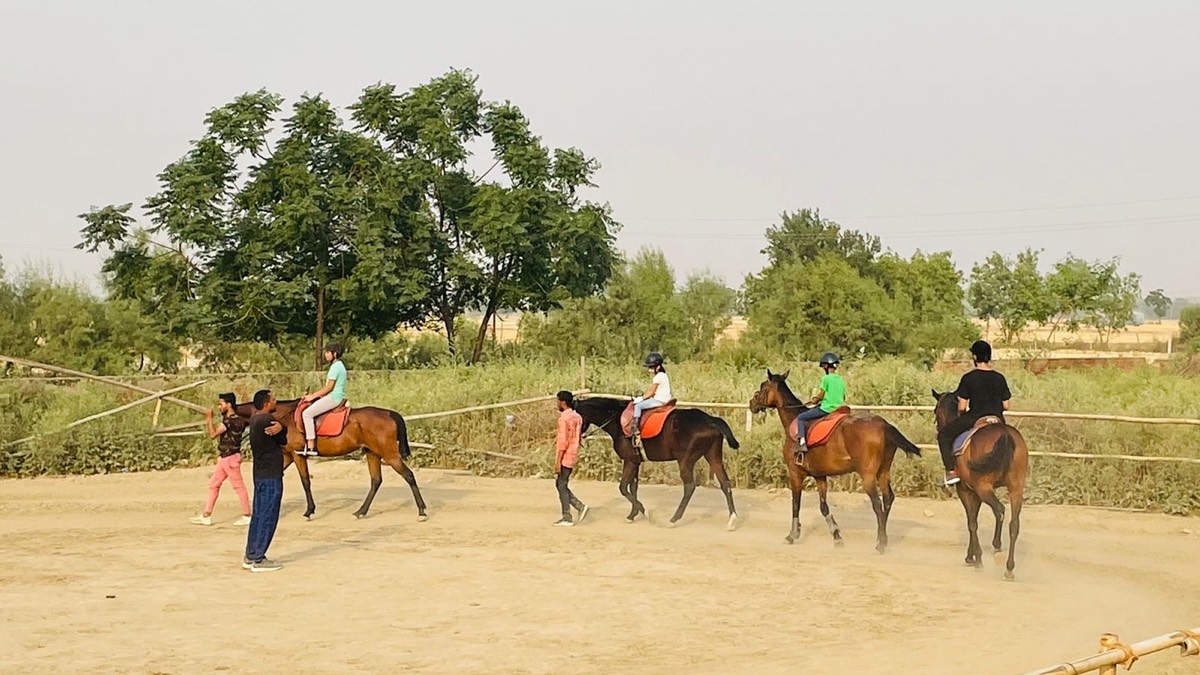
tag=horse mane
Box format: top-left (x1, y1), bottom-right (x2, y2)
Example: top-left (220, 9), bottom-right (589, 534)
top-left (574, 396), bottom-right (627, 417)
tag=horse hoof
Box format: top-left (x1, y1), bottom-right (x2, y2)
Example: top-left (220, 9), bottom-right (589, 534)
top-left (876, 545), bottom-right (887, 554)
top-left (666, 520), bottom-right (677, 529)
top-left (726, 514), bottom-right (739, 532)
top-left (834, 539), bottom-right (844, 548)
top-left (417, 514), bottom-right (429, 522)
top-left (1004, 571), bottom-right (1015, 581)
top-left (353, 513), bottom-right (365, 520)
top-left (785, 535), bottom-right (795, 545)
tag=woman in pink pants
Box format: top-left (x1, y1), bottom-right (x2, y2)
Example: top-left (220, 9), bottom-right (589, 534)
top-left (190, 393), bottom-right (251, 526)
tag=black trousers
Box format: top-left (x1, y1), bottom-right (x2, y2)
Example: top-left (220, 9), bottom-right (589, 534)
top-left (556, 467), bottom-right (584, 517)
top-left (936, 413), bottom-right (1005, 471)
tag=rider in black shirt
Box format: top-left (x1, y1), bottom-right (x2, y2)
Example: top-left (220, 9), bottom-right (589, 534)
top-left (938, 340), bottom-right (1011, 486)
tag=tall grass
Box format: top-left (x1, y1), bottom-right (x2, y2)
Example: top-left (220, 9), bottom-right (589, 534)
top-left (3, 359), bottom-right (1199, 513)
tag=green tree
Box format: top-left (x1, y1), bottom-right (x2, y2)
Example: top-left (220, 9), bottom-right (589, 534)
top-left (743, 255), bottom-right (905, 358)
top-left (520, 249), bottom-right (736, 362)
top-left (968, 249), bottom-right (1052, 344)
top-left (677, 271), bottom-right (738, 359)
top-left (1144, 289), bottom-right (1172, 323)
top-left (875, 251), bottom-right (979, 363)
top-left (746, 210), bottom-right (973, 363)
top-left (81, 90), bottom-right (428, 368)
top-left (350, 70), bottom-right (620, 362)
top-left (1181, 306), bottom-right (1200, 349)
top-left (762, 208), bottom-right (880, 276)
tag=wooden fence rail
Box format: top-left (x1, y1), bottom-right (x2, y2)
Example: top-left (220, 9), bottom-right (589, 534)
top-left (1022, 627), bottom-right (1200, 675)
top-left (578, 393), bottom-right (1200, 465)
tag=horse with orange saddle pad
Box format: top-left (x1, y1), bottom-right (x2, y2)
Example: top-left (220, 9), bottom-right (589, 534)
top-left (294, 398), bottom-right (352, 438)
top-left (788, 406), bottom-right (852, 448)
top-left (750, 370), bottom-right (923, 552)
top-left (620, 399), bottom-right (678, 440)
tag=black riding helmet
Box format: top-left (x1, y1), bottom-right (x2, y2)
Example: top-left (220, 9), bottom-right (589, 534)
top-left (643, 352), bottom-right (664, 368)
top-left (819, 352), bottom-right (840, 367)
top-left (970, 340), bottom-right (992, 363)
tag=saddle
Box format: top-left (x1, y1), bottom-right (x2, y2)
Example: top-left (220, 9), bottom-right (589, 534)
top-left (294, 399), bottom-right (352, 437)
top-left (952, 416), bottom-right (1002, 456)
top-left (788, 406), bottom-right (852, 448)
top-left (620, 399), bottom-right (677, 440)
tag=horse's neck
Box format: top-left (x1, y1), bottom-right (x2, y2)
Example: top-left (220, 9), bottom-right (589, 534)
top-left (776, 387), bottom-right (804, 427)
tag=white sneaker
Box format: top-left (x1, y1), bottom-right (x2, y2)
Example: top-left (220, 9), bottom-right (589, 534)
top-left (189, 515), bottom-right (212, 526)
top-left (234, 515), bottom-right (252, 526)
top-left (576, 504), bottom-right (590, 524)
top-left (553, 518), bottom-right (575, 527)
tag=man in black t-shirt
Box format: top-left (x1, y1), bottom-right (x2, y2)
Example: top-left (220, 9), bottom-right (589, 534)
top-left (244, 389), bottom-right (286, 573)
top-left (937, 340), bottom-right (1012, 486)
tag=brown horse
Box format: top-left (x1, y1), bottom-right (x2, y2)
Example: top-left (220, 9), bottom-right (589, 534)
top-left (236, 399), bottom-right (428, 522)
top-left (932, 390), bottom-right (1027, 580)
top-left (574, 396), bottom-right (741, 530)
top-left (749, 370), bottom-right (922, 552)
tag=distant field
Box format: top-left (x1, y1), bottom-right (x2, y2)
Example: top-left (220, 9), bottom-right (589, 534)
top-left (417, 314), bottom-right (1181, 354)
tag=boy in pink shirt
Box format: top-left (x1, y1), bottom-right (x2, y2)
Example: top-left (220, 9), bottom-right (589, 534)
top-left (553, 391), bottom-right (589, 527)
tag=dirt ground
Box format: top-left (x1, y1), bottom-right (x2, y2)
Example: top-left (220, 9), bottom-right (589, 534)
top-left (1, 463), bottom-right (1198, 675)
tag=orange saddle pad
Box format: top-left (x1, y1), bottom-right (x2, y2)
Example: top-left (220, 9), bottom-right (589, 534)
top-left (294, 399), bottom-right (351, 437)
top-left (621, 400), bottom-right (677, 439)
top-left (789, 406), bottom-right (852, 448)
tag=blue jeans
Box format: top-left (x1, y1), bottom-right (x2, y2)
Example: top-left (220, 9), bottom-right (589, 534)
top-left (795, 407), bottom-right (829, 444)
top-left (633, 398), bottom-right (665, 423)
top-left (245, 478), bottom-right (283, 563)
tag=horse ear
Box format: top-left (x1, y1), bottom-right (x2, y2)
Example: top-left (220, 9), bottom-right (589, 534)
top-left (781, 370), bottom-right (789, 380)
top-left (931, 388), bottom-right (941, 400)
top-left (766, 368), bottom-right (774, 379)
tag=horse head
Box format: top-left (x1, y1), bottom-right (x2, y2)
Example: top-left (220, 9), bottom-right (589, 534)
top-left (749, 369), bottom-right (791, 413)
top-left (573, 396), bottom-right (625, 436)
top-left (930, 389), bottom-right (961, 431)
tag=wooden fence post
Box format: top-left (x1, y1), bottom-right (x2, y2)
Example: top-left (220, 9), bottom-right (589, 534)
top-left (745, 408), bottom-right (753, 433)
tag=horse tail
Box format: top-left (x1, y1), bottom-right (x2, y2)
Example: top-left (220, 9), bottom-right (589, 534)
top-left (884, 422), bottom-right (922, 457)
top-left (388, 410), bottom-right (412, 460)
top-left (968, 428), bottom-right (1014, 476)
top-left (710, 416), bottom-right (740, 449)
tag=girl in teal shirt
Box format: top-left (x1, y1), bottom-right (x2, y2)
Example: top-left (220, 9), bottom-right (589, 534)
top-left (299, 342), bottom-right (348, 456)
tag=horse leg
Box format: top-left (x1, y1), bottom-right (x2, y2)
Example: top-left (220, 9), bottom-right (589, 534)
top-left (785, 467), bottom-right (805, 544)
top-left (293, 455), bottom-right (317, 519)
top-left (862, 475), bottom-right (888, 554)
top-left (705, 446), bottom-right (738, 531)
top-left (619, 460), bottom-right (641, 522)
top-left (385, 455), bottom-right (428, 521)
top-left (815, 477), bottom-right (843, 546)
top-left (669, 456), bottom-right (700, 525)
top-left (977, 485), bottom-right (1005, 554)
top-left (956, 483), bottom-right (983, 567)
top-left (353, 452), bottom-right (384, 519)
top-left (1006, 489), bottom-right (1024, 581)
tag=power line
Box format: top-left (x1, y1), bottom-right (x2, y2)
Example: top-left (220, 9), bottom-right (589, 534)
top-left (615, 194), bottom-right (1200, 223)
top-left (620, 212), bottom-right (1200, 240)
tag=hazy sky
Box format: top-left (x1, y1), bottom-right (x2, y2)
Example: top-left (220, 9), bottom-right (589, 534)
top-left (3, 1), bottom-right (1199, 296)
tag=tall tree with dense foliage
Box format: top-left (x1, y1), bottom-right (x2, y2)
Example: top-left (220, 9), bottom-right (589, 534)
top-left (743, 209), bottom-right (975, 362)
top-left (350, 70), bottom-right (620, 362)
top-left (79, 71), bottom-right (619, 366)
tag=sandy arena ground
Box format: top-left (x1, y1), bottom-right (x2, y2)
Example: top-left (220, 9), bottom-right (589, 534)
top-left (1, 463), bottom-right (1198, 675)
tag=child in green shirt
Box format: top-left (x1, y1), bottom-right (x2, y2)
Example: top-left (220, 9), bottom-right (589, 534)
top-left (794, 352), bottom-right (846, 457)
